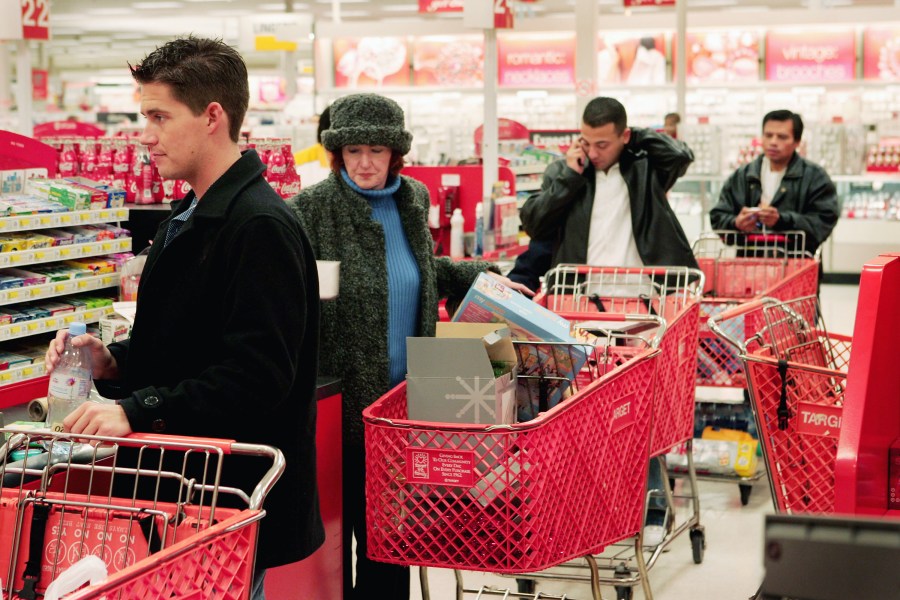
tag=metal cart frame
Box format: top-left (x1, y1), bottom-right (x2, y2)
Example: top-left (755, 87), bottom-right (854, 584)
top-left (0, 429), bottom-right (283, 600)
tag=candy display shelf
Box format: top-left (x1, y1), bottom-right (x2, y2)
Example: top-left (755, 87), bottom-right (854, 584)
top-left (0, 238), bottom-right (132, 270)
top-left (0, 273), bottom-right (119, 307)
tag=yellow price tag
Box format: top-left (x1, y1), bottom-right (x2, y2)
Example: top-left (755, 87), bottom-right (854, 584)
top-left (60, 248), bottom-right (71, 257)
top-left (102, 243), bottom-right (112, 251)
top-left (60, 215), bottom-right (72, 224)
top-left (7, 290), bottom-right (18, 299)
top-left (9, 254), bottom-right (20, 264)
top-left (27, 322), bottom-right (38, 331)
top-left (1, 373), bottom-right (11, 381)
top-left (55, 284), bottom-right (66, 293)
top-left (23, 367), bottom-right (33, 376)
top-left (64, 315), bottom-right (75, 323)
top-left (10, 325), bottom-right (21, 335)
top-left (80, 213), bottom-right (91, 222)
top-left (35, 251), bottom-right (45, 260)
top-left (78, 281), bottom-right (89, 289)
top-left (40, 217), bottom-right (51, 225)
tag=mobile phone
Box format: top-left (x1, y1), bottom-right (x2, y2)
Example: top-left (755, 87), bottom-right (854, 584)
top-left (746, 207), bottom-right (761, 213)
top-left (577, 157), bottom-right (585, 168)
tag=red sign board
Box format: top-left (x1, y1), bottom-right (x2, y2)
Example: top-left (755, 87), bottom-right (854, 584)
top-left (406, 447), bottom-right (475, 487)
top-left (796, 402), bottom-right (842, 439)
top-left (32, 68), bottom-right (47, 100)
top-left (494, 0), bottom-right (514, 29)
top-left (413, 36), bottom-right (483, 87)
top-left (498, 33), bottom-right (576, 88)
top-left (418, 0), bottom-right (463, 12)
top-left (863, 27), bottom-right (900, 81)
top-left (766, 29), bottom-right (856, 83)
top-left (21, 0), bottom-right (50, 41)
top-left (624, 0), bottom-right (675, 6)
top-left (673, 31), bottom-right (760, 83)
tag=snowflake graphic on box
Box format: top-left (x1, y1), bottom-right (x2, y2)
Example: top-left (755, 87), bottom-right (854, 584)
top-left (449, 376), bottom-right (496, 422)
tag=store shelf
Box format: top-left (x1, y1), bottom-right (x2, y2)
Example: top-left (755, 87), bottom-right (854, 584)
top-left (0, 238), bottom-right (132, 269)
top-left (0, 273), bottom-right (118, 307)
top-left (0, 306), bottom-right (115, 342)
top-left (510, 165), bottom-right (548, 175)
top-left (516, 182), bottom-right (542, 192)
top-left (0, 362), bottom-right (46, 386)
top-left (0, 208), bottom-right (129, 234)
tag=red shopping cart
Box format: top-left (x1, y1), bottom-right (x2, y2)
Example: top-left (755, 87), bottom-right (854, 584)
top-left (0, 429), bottom-right (282, 600)
top-left (364, 333), bottom-right (661, 600)
top-left (532, 265), bottom-right (706, 597)
top-left (692, 231), bottom-right (820, 505)
top-left (708, 295), bottom-right (851, 514)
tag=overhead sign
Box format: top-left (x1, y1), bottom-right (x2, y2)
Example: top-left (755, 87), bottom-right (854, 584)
top-left (863, 27), bottom-right (900, 81)
top-left (498, 33), bottom-right (576, 88)
top-left (766, 29), bottom-right (856, 83)
top-left (238, 14), bottom-right (311, 52)
top-left (0, 0), bottom-right (50, 40)
top-left (419, 0), bottom-right (463, 12)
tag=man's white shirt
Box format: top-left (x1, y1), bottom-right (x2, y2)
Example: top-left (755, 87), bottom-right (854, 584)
top-left (586, 163), bottom-right (643, 267)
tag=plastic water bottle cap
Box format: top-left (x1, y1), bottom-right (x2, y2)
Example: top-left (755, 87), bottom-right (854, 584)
top-left (69, 322), bottom-right (87, 337)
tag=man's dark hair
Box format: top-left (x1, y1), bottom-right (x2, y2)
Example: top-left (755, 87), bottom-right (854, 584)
top-left (582, 97), bottom-right (628, 134)
top-left (763, 109), bottom-right (804, 142)
top-left (316, 106), bottom-right (331, 144)
top-left (664, 112), bottom-right (681, 125)
top-left (129, 36), bottom-right (249, 143)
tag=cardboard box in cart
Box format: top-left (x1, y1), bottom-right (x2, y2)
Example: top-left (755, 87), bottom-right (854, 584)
top-left (406, 322), bottom-right (517, 426)
top-left (452, 272), bottom-right (590, 418)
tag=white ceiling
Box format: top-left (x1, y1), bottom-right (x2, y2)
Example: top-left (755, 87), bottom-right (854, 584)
top-left (28, 0), bottom-right (900, 74)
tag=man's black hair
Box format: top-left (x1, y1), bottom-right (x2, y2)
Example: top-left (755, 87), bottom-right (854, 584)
top-left (582, 97), bottom-right (627, 134)
top-left (763, 109), bottom-right (804, 142)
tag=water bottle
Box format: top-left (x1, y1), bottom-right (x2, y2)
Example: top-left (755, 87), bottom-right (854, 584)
top-left (46, 322), bottom-right (92, 433)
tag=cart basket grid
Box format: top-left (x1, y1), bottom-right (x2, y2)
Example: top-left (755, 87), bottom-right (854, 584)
top-left (363, 344), bottom-right (659, 573)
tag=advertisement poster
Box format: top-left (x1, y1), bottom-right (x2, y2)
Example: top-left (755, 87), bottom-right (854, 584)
top-left (863, 27), bottom-right (900, 81)
top-left (413, 36), bottom-right (483, 87)
top-left (333, 37), bottom-right (410, 88)
top-left (497, 33), bottom-right (576, 88)
top-left (598, 33), bottom-right (667, 85)
top-left (766, 29), bottom-right (855, 83)
top-left (673, 31), bottom-right (760, 83)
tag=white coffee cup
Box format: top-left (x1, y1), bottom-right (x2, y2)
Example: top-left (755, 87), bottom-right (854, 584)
top-left (316, 260), bottom-right (340, 300)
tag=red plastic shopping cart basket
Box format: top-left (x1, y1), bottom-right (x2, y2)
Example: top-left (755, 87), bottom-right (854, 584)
top-left (709, 296), bottom-right (851, 514)
top-left (694, 231), bottom-right (820, 389)
top-left (364, 340), bottom-right (660, 574)
top-left (536, 265), bottom-right (703, 458)
top-left (0, 430), bottom-right (282, 600)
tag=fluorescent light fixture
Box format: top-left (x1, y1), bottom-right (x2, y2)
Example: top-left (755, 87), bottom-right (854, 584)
top-left (85, 7), bottom-right (134, 15)
top-left (334, 10), bottom-right (369, 17)
top-left (132, 1), bottom-right (184, 8)
top-left (315, 0), bottom-right (368, 3)
top-left (112, 32), bottom-right (149, 40)
top-left (381, 4), bottom-right (419, 11)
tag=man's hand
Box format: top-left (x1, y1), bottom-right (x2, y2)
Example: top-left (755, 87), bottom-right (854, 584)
top-left (758, 205), bottom-right (780, 228)
top-left (63, 402), bottom-right (132, 437)
top-left (734, 207), bottom-right (760, 232)
top-left (46, 330), bottom-right (119, 380)
top-left (485, 272), bottom-right (536, 297)
top-left (565, 142), bottom-right (586, 175)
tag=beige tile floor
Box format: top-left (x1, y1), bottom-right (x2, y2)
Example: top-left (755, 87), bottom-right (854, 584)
top-left (406, 284), bottom-right (860, 600)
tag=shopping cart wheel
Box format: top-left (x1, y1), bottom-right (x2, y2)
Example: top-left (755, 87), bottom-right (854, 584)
top-left (615, 586), bottom-right (634, 600)
top-left (614, 564), bottom-right (633, 600)
top-left (516, 579), bottom-right (536, 594)
top-left (690, 527), bottom-right (706, 564)
top-left (739, 483), bottom-right (753, 506)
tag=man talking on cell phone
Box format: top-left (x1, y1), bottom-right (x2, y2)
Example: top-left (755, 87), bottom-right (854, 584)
top-left (518, 96), bottom-right (698, 547)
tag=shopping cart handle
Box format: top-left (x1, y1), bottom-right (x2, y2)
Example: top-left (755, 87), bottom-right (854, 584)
top-left (710, 297), bottom-right (778, 324)
top-left (123, 433), bottom-right (236, 454)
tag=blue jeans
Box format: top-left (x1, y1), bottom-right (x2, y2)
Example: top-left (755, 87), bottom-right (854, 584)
top-left (251, 569), bottom-right (266, 600)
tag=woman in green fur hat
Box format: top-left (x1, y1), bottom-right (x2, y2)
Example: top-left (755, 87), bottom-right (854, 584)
top-left (289, 93), bottom-right (531, 599)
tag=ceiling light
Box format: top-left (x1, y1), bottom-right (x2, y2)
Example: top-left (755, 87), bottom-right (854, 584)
top-left (132, 1), bottom-right (185, 8)
top-left (381, 4), bottom-right (419, 11)
top-left (85, 7), bottom-right (134, 15)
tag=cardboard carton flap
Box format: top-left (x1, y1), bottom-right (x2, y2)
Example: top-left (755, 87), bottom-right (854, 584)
top-left (408, 323), bottom-right (516, 378)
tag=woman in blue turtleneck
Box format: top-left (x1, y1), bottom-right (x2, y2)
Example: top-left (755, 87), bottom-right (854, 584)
top-left (290, 93), bottom-right (530, 600)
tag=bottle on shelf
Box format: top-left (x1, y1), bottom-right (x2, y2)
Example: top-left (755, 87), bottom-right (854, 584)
top-left (474, 201), bottom-right (484, 257)
top-left (46, 322), bottom-right (93, 433)
top-left (450, 208), bottom-right (465, 259)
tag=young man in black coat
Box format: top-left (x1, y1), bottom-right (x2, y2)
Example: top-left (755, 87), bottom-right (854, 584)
top-left (45, 36), bottom-right (323, 599)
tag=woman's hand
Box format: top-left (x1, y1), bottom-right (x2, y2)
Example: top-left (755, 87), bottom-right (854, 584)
top-left (485, 272), bottom-right (536, 297)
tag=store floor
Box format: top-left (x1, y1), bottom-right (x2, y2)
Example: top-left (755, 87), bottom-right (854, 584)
top-left (404, 283), bottom-right (860, 600)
